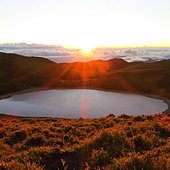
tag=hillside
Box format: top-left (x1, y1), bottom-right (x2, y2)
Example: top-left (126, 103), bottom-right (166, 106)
top-left (0, 52), bottom-right (170, 99)
top-left (0, 52), bottom-right (170, 170)
top-left (0, 114), bottom-right (170, 169)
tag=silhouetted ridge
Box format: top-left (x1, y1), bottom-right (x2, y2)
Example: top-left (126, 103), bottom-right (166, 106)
top-left (0, 52), bottom-right (170, 99)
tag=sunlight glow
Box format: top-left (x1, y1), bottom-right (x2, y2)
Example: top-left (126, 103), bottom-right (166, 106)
top-left (80, 47), bottom-right (93, 58)
top-left (0, 0), bottom-right (170, 47)
top-left (81, 46), bottom-right (93, 53)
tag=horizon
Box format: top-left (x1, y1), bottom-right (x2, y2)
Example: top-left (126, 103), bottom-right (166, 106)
top-left (1, 42), bottom-right (170, 63)
top-left (1, 42), bottom-right (170, 49)
top-left (0, 0), bottom-right (170, 50)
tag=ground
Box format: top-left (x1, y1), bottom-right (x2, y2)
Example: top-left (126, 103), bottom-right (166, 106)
top-left (0, 113), bottom-right (170, 170)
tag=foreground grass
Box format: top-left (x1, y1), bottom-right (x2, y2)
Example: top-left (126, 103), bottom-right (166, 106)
top-left (0, 114), bottom-right (170, 170)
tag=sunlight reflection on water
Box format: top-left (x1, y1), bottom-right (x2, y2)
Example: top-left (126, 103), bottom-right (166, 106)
top-left (0, 89), bottom-right (168, 118)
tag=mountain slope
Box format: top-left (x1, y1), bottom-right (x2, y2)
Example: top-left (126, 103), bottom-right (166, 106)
top-left (0, 52), bottom-right (169, 99)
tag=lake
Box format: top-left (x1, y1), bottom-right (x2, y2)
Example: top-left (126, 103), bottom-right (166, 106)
top-left (0, 89), bottom-right (168, 118)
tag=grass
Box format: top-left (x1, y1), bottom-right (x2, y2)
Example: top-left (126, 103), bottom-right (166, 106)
top-left (0, 113), bottom-right (170, 170)
top-left (0, 52), bottom-right (170, 169)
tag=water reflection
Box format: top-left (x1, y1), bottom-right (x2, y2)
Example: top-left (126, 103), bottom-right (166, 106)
top-left (0, 89), bottom-right (168, 118)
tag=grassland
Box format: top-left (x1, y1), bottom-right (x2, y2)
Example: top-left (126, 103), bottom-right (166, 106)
top-left (0, 114), bottom-right (170, 170)
top-left (0, 52), bottom-right (170, 170)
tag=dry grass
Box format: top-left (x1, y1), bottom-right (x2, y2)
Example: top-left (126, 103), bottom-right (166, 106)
top-left (0, 114), bottom-right (170, 170)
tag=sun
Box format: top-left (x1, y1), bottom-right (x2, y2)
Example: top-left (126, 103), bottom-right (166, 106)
top-left (81, 46), bottom-right (92, 53)
top-left (80, 46), bottom-right (94, 58)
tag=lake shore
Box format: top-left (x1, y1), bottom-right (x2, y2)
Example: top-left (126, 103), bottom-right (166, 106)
top-left (0, 87), bottom-right (169, 116)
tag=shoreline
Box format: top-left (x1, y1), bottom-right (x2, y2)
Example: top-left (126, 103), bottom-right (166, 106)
top-left (0, 87), bottom-right (169, 116)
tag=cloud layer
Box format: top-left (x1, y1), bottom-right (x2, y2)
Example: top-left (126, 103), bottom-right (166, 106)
top-left (0, 43), bottom-right (170, 63)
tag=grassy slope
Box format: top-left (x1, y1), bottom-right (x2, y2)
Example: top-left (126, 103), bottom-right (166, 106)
top-left (106, 60), bottom-right (170, 98)
top-left (0, 114), bottom-right (170, 170)
top-left (0, 52), bottom-right (170, 99)
top-left (0, 52), bottom-right (170, 170)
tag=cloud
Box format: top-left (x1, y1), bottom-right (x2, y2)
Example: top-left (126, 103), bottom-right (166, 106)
top-left (163, 55), bottom-right (170, 60)
top-left (0, 43), bottom-right (71, 57)
top-left (0, 43), bottom-right (170, 63)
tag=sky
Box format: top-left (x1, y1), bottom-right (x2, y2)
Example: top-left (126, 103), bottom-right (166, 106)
top-left (0, 0), bottom-right (170, 49)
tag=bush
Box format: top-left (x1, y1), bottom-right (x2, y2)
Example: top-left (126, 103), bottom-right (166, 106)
top-left (118, 114), bottom-right (131, 119)
top-left (0, 160), bottom-right (43, 170)
top-left (90, 131), bottom-right (132, 158)
top-left (25, 136), bottom-right (45, 147)
top-left (91, 149), bottom-right (110, 168)
top-left (146, 115), bottom-right (154, 121)
top-left (134, 136), bottom-right (152, 152)
top-left (106, 114), bottom-right (115, 118)
top-left (0, 114), bottom-right (170, 169)
top-left (106, 151), bottom-right (170, 170)
top-left (154, 124), bottom-right (170, 138)
top-left (134, 115), bottom-right (145, 122)
top-left (6, 130), bottom-right (27, 145)
top-left (24, 146), bottom-right (54, 166)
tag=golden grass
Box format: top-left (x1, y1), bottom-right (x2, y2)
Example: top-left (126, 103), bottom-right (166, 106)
top-left (0, 114), bottom-right (170, 169)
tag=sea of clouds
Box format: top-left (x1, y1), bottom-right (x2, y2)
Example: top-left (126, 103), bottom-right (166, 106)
top-left (0, 43), bottom-right (170, 63)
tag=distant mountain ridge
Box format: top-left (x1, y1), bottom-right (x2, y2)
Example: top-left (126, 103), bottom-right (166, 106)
top-left (1, 43), bottom-right (170, 63)
top-left (0, 52), bottom-right (170, 99)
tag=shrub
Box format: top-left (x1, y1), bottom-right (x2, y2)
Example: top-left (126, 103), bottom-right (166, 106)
top-left (126, 127), bottom-right (137, 137)
top-left (90, 131), bottom-right (132, 158)
top-left (103, 121), bottom-right (115, 128)
top-left (134, 115), bottom-right (145, 122)
top-left (24, 146), bottom-right (54, 166)
top-left (106, 153), bottom-right (144, 170)
top-left (6, 130), bottom-right (27, 145)
top-left (106, 151), bottom-right (170, 170)
top-left (91, 149), bottom-right (110, 168)
top-left (118, 114), bottom-right (131, 119)
top-left (0, 114), bottom-right (170, 170)
top-left (0, 141), bottom-right (12, 158)
top-left (134, 136), bottom-right (152, 152)
top-left (63, 126), bottom-right (73, 133)
top-left (106, 114), bottom-right (115, 118)
top-left (154, 124), bottom-right (170, 138)
top-left (25, 136), bottom-right (45, 147)
top-left (0, 131), bottom-right (5, 138)
top-left (0, 160), bottom-right (44, 170)
top-left (146, 115), bottom-right (154, 121)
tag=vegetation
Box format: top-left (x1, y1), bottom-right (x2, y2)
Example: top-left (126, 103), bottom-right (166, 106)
top-left (0, 52), bottom-right (170, 169)
top-left (0, 52), bottom-right (170, 99)
top-left (0, 114), bottom-right (170, 169)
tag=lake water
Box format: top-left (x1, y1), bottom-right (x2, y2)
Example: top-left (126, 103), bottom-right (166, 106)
top-left (0, 89), bottom-right (168, 118)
